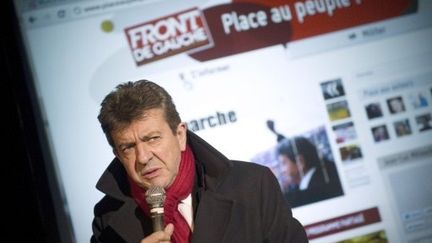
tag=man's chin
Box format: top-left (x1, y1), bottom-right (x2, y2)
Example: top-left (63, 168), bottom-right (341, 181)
top-left (146, 178), bottom-right (168, 189)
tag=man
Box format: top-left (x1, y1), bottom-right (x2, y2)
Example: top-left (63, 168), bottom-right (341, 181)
top-left (276, 136), bottom-right (343, 207)
top-left (91, 80), bottom-right (308, 243)
top-left (276, 139), bottom-right (301, 193)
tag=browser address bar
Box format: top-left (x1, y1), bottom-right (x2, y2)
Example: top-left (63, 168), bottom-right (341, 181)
top-left (21, 0), bottom-right (158, 28)
top-left (74, 0), bottom-right (151, 16)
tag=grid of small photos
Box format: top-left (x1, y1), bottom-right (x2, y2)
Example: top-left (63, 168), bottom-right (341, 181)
top-left (320, 79), bottom-right (363, 164)
top-left (364, 87), bottom-right (432, 143)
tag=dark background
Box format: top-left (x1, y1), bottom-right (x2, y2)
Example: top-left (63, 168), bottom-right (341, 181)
top-left (2, 1), bottom-right (61, 242)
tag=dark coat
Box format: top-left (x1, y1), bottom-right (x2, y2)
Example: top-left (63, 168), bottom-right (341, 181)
top-left (91, 131), bottom-right (308, 242)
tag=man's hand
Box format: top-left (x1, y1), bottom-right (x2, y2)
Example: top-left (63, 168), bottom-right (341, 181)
top-left (140, 223), bottom-right (174, 243)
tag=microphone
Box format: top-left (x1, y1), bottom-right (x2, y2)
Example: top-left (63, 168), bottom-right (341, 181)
top-left (145, 186), bottom-right (166, 232)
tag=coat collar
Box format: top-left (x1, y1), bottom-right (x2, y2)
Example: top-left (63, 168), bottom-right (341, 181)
top-left (95, 157), bottom-right (129, 201)
top-left (187, 131), bottom-right (238, 242)
top-left (96, 159), bottom-right (153, 242)
top-left (186, 130), bottom-right (232, 188)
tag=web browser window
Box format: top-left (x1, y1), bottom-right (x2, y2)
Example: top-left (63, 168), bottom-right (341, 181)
top-left (12, 0), bottom-right (432, 242)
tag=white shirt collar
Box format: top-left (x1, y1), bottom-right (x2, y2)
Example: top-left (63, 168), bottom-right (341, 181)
top-left (177, 193), bottom-right (194, 231)
top-left (299, 167), bottom-right (316, 190)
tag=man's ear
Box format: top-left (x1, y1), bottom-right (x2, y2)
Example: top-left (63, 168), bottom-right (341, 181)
top-left (113, 147), bottom-right (119, 158)
top-left (177, 122), bottom-right (187, 151)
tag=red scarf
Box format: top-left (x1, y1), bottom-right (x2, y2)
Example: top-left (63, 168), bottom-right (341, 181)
top-left (129, 145), bottom-right (195, 243)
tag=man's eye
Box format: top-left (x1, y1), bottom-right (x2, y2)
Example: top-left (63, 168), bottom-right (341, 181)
top-left (121, 146), bottom-right (132, 153)
top-left (148, 136), bottom-right (161, 142)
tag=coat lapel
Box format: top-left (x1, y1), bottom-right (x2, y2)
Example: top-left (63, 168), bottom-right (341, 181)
top-left (191, 190), bottom-right (236, 243)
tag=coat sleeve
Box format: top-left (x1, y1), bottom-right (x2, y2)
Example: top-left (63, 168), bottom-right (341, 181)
top-left (260, 167), bottom-right (309, 242)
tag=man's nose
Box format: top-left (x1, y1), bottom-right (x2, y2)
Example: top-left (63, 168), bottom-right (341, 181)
top-left (136, 143), bottom-right (153, 164)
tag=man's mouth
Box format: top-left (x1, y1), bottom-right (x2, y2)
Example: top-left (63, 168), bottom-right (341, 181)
top-left (140, 168), bottom-right (160, 179)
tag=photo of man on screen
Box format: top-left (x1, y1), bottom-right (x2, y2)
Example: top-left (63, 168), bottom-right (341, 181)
top-left (271, 129), bottom-right (344, 208)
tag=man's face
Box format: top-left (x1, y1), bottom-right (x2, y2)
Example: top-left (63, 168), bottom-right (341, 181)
top-left (111, 108), bottom-right (187, 190)
top-left (278, 154), bottom-right (301, 184)
top-left (390, 98), bottom-right (404, 112)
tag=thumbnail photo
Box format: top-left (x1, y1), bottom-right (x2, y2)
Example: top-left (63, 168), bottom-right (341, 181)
top-left (415, 113), bottom-right (432, 132)
top-left (393, 119), bottom-right (412, 137)
top-left (365, 102), bottom-right (383, 120)
top-left (332, 121), bottom-right (357, 144)
top-left (371, 124), bottom-right (390, 142)
top-left (339, 144), bottom-right (363, 163)
top-left (336, 230), bottom-right (388, 243)
top-left (327, 100), bottom-right (351, 121)
top-left (320, 79), bottom-right (346, 100)
top-left (252, 124), bottom-right (344, 208)
top-left (387, 96), bottom-right (406, 114)
top-left (408, 91), bottom-right (429, 109)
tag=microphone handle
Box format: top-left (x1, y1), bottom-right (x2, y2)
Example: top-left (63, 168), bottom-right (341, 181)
top-left (152, 213), bottom-right (164, 232)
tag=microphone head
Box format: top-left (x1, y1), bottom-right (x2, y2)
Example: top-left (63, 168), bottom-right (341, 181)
top-left (145, 186), bottom-right (166, 232)
top-left (145, 186), bottom-right (166, 208)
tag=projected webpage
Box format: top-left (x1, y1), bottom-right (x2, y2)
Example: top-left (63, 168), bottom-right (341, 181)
top-left (15, 0), bottom-right (432, 242)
